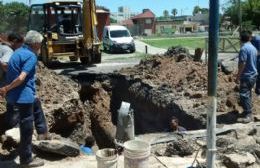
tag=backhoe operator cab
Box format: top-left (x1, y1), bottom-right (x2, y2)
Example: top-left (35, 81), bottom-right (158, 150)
top-left (28, 1), bottom-right (101, 65)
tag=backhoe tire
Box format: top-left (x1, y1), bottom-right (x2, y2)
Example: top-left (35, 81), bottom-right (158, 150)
top-left (80, 57), bottom-right (88, 65)
top-left (94, 53), bottom-right (101, 63)
top-left (103, 45), bottom-right (107, 52)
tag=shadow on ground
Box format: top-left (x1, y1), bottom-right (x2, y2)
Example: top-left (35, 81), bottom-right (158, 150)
top-left (217, 110), bottom-right (239, 124)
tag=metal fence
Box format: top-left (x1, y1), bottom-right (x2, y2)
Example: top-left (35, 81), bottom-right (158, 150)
top-left (204, 37), bottom-right (240, 60)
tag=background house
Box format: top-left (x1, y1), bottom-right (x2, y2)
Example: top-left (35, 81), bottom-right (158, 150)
top-left (130, 9), bottom-right (156, 36)
top-left (111, 6), bottom-right (139, 23)
top-left (119, 9), bottom-right (209, 36)
top-left (156, 14), bottom-right (208, 35)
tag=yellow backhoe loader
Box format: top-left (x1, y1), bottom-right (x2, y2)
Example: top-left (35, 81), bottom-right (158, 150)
top-left (28, 0), bottom-right (101, 65)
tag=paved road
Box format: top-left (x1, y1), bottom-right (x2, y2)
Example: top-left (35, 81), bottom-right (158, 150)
top-left (52, 52), bottom-right (140, 75)
top-left (52, 39), bottom-right (167, 75)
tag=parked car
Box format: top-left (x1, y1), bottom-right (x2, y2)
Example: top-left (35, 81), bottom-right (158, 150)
top-left (102, 25), bottom-right (135, 53)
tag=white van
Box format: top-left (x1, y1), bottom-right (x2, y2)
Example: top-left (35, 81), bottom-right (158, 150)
top-left (102, 25), bottom-right (135, 53)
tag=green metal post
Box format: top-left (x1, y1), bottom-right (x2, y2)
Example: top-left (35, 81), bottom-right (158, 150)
top-left (207, 0), bottom-right (219, 167)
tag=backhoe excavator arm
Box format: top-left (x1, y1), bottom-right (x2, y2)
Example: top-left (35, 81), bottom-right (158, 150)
top-left (82, 0), bottom-right (99, 49)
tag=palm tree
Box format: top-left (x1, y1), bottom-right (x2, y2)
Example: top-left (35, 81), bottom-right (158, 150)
top-left (171, 8), bottom-right (178, 17)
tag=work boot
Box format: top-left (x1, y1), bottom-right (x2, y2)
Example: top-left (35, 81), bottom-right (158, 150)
top-left (237, 114), bottom-right (253, 123)
top-left (20, 157), bottom-right (44, 168)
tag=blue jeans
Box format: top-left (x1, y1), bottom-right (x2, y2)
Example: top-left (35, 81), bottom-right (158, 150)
top-left (6, 98), bottom-right (48, 164)
top-left (14, 103), bottom-right (34, 164)
top-left (5, 98), bottom-right (47, 134)
top-left (240, 77), bottom-right (256, 115)
top-left (256, 56), bottom-right (260, 95)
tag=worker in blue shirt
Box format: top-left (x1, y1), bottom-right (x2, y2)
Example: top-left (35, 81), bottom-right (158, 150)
top-left (0, 33), bottom-right (48, 142)
top-left (0, 31), bottom-right (45, 167)
top-left (236, 30), bottom-right (258, 123)
top-left (251, 34), bottom-right (260, 97)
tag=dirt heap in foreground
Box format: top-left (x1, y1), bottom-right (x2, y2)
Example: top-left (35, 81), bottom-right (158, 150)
top-left (119, 55), bottom-right (260, 122)
top-left (0, 61), bottom-right (115, 157)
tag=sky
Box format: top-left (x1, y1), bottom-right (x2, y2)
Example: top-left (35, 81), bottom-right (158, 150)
top-left (4, 0), bottom-right (229, 16)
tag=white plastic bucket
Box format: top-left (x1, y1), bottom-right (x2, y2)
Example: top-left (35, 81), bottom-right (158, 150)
top-left (96, 148), bottom-right (118, 168)
top-left (124, 140), bottom-right (151, 168)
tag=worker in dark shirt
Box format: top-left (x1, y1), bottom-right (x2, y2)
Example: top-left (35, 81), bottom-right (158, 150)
top-left (251, 34), bottom-right (260, 97)
top-left (169, 116), bottom-right (187, 132)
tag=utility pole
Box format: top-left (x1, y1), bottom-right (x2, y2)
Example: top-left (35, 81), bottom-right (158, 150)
top-left (207, 0), bottom-right (219, 167)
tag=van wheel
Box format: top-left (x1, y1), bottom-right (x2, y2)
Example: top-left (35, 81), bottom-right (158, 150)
top-left (130, 48), bottom-right (136, 53)
top-left (109, 46), bottom-right (114, 54)
top-left (103, 45), bottom-right (107, 52)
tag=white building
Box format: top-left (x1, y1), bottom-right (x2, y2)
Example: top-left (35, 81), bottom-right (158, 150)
top-left (111, 6), bottom-right (139, 23)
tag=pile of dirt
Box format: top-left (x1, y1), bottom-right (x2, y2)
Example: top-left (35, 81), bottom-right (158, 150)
top-left (165, 46), bottom-right (191, 62)
top-left (119, 55), bottom-right (260, 124)
top-left (36, 62), bottom-right (79, 111)
top-left (0, 62), bottom-right (93, 145)
top-left (35, 62), bottom-right (92, 144)
top-left (38, 72), bottom-right (117, 149)
top-left (80, 81), bottom-right (116, 149)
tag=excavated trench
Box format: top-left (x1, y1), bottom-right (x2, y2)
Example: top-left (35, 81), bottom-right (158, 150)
top-left (76, 72), bottom-right (206, 143)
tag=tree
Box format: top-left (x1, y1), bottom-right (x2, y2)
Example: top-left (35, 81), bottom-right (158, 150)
top-left (200, 8), bottom-right (209, 14)
top-left (0, 2), bottom-right (29, 33)
top-left (171, 8), bottom-right (178, 17)
top-left (223, 0), bottom-right (260, 30)
top-left (163, 10), bottom-right (169, 18)
top-left (110, 17), bottom-right (117, 24)
top-left (192, 6), bottom-right (209, 16)
top-left (193, 6), bottom-right (201, 16)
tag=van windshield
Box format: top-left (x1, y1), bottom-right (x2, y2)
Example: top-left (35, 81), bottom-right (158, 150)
top-left (110, 30), bottom-right (130, 38)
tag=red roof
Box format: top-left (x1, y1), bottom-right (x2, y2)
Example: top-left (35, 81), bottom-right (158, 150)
top-left (132, 9), bottom-right (155, 20)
